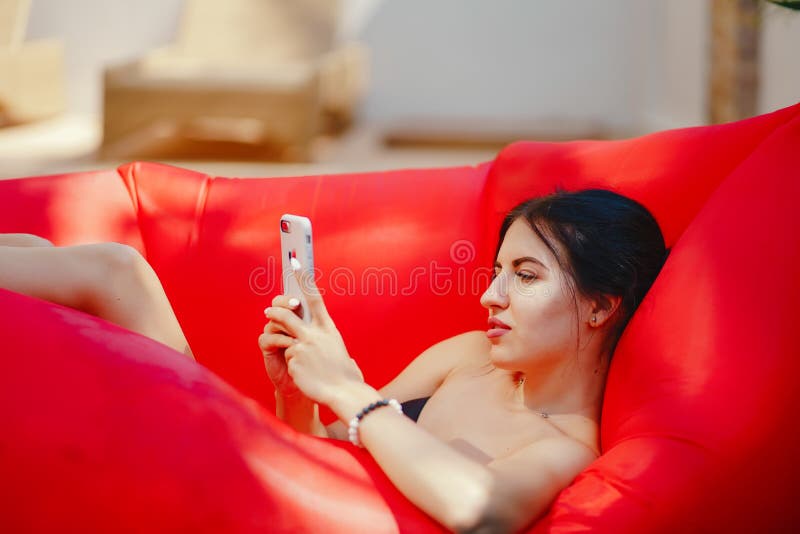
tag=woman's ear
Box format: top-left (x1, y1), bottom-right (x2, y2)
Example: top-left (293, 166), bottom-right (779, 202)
top-left (587, 294), bottom-right (622, 328)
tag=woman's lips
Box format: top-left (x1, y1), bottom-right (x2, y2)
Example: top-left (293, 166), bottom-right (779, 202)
top-left (487, 328), bottom-right (510, 338)
top-left (487, 317), bottom-right (512, 338)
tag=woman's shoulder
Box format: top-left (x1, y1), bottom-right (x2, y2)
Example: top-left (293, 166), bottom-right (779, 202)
top-left (444, 330), bottom-right (492, 367)
top-left (432, 330), bottom-right (489, 353)
top-left (378, 330), bottom-right (490, 403)
top-left (547, 414), bottom-right (601, 458)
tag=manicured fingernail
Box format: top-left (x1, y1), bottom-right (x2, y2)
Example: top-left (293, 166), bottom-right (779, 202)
top-left (290, 257), bottom-right (301, 271)
top-left (288, 298), bottom-right (300, 308)
top-left (263, 307), bottom-right (271, 317)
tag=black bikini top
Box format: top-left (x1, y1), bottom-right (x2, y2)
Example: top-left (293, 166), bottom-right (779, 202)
top-left (400, 397), bottom-right (430, 423)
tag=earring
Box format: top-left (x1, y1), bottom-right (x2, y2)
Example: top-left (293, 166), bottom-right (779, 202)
top-left (591, 315), bottom-right (597, 324)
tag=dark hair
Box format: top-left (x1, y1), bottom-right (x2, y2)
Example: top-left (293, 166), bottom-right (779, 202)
top-left (496, 188), bottom-right (669, 359)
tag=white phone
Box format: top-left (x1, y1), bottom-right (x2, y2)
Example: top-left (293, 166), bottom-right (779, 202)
top-left (279, 214), bottom-right (315, 323)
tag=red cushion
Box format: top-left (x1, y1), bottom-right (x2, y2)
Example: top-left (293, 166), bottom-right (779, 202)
top-left (114, 161), bottom-right (494, 410)
top-left (0, 289), bottom-right (439, 532)
top-left (531, 104), bottom-right (800, 532)
top-left (0, 103), bottom-right (798, 531)
top-left (0, 169), bottom-right (145, 249)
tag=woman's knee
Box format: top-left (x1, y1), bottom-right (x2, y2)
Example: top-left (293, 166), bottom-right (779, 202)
top-left (94, 242), bottom-right (145, 268)
top-left (71, 243), bottom-right (149, 312)
top-left (0, 233), bottom-right (54, 247)
top-left (89, 243), bottom-right (149, 281)
top-left (72, 242), bottom-right (150, 294)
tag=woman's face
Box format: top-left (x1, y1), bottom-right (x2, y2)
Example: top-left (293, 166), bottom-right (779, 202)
top-left (480, 218), bottom-right (587, 371)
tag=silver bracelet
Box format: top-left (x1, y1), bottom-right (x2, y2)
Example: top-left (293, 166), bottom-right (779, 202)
top-left (347, 398), bottom-right (403, 448)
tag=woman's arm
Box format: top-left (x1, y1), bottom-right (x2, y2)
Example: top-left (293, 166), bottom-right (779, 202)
top-left (261, 294), bottom-right (331, 437)
top-left (274, 390), bottom-right (328, 437)
top-left (263, 293), bottom-right (486, 440)
top-left (327, 382), bottom-right (595, 532)
top-left (324, 330), bottom-right (487, 440)
top-left (262, 267), bottom-right (596, 531)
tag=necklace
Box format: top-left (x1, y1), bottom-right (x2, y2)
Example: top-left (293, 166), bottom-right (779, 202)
top-left (517, 375), bottom-right (549, 419)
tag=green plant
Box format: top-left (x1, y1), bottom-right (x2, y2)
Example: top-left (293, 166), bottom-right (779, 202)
top-left (766, 1), bottom-right (800, 9)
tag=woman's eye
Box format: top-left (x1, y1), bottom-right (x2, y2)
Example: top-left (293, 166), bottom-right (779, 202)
top-left (515, 272), bottom-right (537, 282)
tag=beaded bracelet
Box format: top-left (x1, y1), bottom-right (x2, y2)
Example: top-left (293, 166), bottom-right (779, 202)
top-left (347, 398), bottom-right (403, 448)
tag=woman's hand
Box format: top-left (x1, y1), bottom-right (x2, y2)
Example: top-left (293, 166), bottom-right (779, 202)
top-left (259, 294), bottom-right (304, 399)
top-left (259, 263), bottom-right (365, 409)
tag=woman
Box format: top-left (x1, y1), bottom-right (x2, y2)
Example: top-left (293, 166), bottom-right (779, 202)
top-left (259, 189), bottom-right (668, 532)
top-left (0, 188), bottom-right (666, 532)
top-left (0, 235), bottom-right (194, 359)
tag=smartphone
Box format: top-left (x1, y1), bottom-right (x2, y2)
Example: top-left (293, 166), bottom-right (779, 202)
top-left (279, 214), bottom-right (315, 323)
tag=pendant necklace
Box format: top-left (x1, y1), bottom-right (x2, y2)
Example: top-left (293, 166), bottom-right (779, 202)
top-left (517, 375), bottom-right (550, 419)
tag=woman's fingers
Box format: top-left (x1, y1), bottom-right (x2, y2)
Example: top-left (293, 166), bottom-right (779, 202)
top-left (291, 258), bottom-right (331, 326)
top-left (263, 318), bottom-right (289, 335)
top-left (273, 291), bottom-right (308, 323)
top-left (264, 305), bottom-right (305, 338)
top-left (266, 295), bottom-right (301, 333)
top-left (258, 332), bottom-right (302, 397)
top-left (258, 331), bottom-right (295, 352)
top-left (271, 294), bottom-right (301, 310)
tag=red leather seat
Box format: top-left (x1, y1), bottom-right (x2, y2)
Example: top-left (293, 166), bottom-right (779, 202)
top-left (1, 103), bottom-right (798, 532)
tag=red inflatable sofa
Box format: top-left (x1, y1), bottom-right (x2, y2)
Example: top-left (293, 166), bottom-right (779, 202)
top-left (1, 103), bottom-right (799, 532)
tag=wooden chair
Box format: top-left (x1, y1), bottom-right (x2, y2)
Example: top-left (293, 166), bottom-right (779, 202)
top-left (101, 0), bottom-right (368, 161)
top-left (0, 0), bottom-right (64, 127)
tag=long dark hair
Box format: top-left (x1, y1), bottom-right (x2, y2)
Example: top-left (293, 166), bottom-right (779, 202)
top-left (496, 188), bottom-right (669, 359)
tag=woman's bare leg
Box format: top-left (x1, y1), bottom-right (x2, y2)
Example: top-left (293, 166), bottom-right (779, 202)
top-left (0, 236), bottom-right (194, 360)
top-left (0, 233), bottom-right (54, 247)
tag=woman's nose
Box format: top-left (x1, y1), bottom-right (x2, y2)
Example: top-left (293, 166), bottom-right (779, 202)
top-left (480, 272), bottom-right (509, 309)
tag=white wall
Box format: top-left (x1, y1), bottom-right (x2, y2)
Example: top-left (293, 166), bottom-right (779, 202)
top-left (25, 0), bottom-right (182, 115)
top-left (360, 0), bottom-right (646, 132)
top-left (20, 0), bottom-right (800, 134)
top-left (638, 0), bottom-right (710, 132)
top-left (759, 3), bottom-right (800, 114)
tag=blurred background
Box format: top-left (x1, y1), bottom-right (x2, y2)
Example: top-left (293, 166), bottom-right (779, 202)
top-left (0, 0), bottom-right (798, 179)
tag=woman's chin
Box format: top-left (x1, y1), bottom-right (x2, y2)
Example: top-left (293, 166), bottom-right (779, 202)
top-left (488, 344), bottom-right (514, 369)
